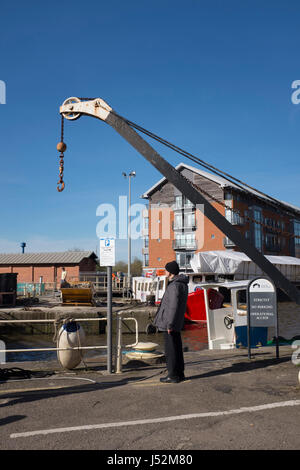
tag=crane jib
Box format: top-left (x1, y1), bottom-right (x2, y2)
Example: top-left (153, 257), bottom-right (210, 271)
top-left (59, 99), bottom-right (300, 305)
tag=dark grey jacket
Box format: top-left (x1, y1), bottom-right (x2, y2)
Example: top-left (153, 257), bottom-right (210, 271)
top-left (154, 274), bottom-right (189, 332)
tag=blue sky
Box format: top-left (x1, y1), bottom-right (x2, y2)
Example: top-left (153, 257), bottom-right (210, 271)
top-left (0, 0), bottom-right (300, 260)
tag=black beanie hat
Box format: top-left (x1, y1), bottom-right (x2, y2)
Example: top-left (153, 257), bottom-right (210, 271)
top-left (165, 261), bottom-right (179, 275)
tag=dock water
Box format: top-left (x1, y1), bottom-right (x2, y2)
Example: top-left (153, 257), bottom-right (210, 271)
top-left (0, 296), bottom-right (299, 364)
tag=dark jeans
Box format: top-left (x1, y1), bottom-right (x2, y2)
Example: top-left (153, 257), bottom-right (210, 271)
top-left (163, 331), bottom-right (184, 379)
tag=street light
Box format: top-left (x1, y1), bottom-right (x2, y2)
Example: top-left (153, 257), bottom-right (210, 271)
top-left (122, 171), bottom-right (136, 293)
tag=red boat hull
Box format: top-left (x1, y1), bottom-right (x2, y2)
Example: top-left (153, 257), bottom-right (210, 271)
top-left (185, 288), bottom-right (224, 323)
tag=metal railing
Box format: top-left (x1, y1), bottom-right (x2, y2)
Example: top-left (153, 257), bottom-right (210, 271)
top-left (172, 221), bottom-right (197, 231)
top-left (173, 239), bottom-right (198, 250)
top-left (115, 311), bottom-right (139, 374)
top-left (0, 313), bottom-right (139, 374)
top-left (223, 237), bottom-right (236, 247)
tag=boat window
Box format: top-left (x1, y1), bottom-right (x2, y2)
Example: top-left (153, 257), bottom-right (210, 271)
top-left (193, 276), bottom-right (203, 283)
top-left (159, 280), bottom-right (164, 290)
top-left (153, 282), bottom-right (157, 290)
top-left (237, 289), bottom-right (247, 305)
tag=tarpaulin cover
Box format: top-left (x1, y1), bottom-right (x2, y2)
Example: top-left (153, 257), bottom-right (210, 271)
top-left (190, 251), bottom-right (300, 281)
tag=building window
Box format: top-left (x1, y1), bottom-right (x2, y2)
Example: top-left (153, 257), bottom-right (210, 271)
top-left (224, 191), bottom-right (233, 200)
top-left (225, 208), bottom-right (244, 225)
top-left (144, 217), bottom-right (149, 230)
top-left (294, 220), bottom-right (300, 245)
top-left (176, 252), bottom-right (194, 269)
top-left (265, 234), bottom-right (280, 251)
top-left (144, 235), bottom-right (149, 248)
top-left (184, 197), bottom-right (194, 208)
top-left (174, 194), bottom-right (195, 210)
top-left (294, 220), bottom-right (300, 257)
top-left (175, 195), bottom-right (183, 209)
top-left (253, 208), bottom-right (262, 252)
top-left (175, 233), bottom-right (196, 249)
top-left (144, 254), bottom-right (149, 267)
top-left (174, 213), bottom-right (182, 229)
top-left (184, 212), bottom-right (195, 228)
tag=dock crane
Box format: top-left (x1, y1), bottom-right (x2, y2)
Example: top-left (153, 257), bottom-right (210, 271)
top-left (58, 97), bottom-right (300, 305)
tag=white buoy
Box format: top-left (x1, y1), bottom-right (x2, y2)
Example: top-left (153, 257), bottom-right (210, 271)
top-left (57, 321), bottom-right (85, 370)
top-left (132, 342), bottom-right (158, 351)
top-left (126, 341), bottom-right (164, 361)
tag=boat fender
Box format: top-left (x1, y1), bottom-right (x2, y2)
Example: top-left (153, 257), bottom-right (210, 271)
top-left (57, 320), bottom-right (86, 370)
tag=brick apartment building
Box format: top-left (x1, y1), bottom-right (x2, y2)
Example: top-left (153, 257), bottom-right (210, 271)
top-left (141, 163), bottom-right (300, 274)
top-left (0, 251), bottom-right (97, 285)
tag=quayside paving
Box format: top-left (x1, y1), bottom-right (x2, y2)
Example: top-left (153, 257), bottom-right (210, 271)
top-left (0, 345), bottom-right (299, 450)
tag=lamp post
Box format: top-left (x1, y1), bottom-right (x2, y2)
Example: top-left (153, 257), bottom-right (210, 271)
top-left (122, 171), bottom-right (136, 294)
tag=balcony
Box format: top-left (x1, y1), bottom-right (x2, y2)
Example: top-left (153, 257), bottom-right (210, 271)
top-left (173, 197), bottom-right (195, 211)
top-left (172, 221), bottom-right (197, 231)
top-left (173, 239), bottom-right (198, 250)
top-left (265, 243), bottom-right (281, 253)
top-left (225, 211), bottom-right (244, 226)
top-left (223, 237), bottom-right (236, 248)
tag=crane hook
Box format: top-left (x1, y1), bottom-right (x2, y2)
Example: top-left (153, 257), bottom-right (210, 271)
top-left (57, 181), bottom-right (65, 192)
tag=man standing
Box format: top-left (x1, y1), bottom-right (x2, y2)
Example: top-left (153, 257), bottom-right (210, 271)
top-left (154, 261), bottom-right (189, 383)
top-left (60, 267), bottom-right (68, 287)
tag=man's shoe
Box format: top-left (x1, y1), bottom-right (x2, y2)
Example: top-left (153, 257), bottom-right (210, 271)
top-left (178, 375), bottom-right (186, 382)
top-left (160, 376), bottom-right (180, 383)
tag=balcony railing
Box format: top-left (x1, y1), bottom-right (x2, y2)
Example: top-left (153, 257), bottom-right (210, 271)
top-left (265, 243), bottom-right (281, 252)
top-left (223, 237), bottom-right (236, 248)
top-left (226, 213), bottom-right (244, 226)
top-left (173, 201), bottom-right (195, 210)
top-left (173, 239), bottom-right (198, 250)
top-left (172, 221), bottom-right (197, 231)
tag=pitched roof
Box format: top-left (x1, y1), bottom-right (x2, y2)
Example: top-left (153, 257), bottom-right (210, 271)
top-left (141, 162), bottom-right (300, 215)
top-left (0, 251), bottom-right (97, 265)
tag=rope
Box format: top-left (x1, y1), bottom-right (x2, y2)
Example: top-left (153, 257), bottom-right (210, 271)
top-left (0, 367), bottom-right (54, 381)
top-left (52, 314), bottom-right (75, 342)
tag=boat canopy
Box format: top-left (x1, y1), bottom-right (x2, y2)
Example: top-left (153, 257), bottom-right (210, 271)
top-left (190, 250), bottom-right (300, 282)
top-left (198, 280), bottom-right (250, 290)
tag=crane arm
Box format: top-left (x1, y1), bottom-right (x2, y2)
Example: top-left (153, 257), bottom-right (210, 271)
top-left (59, 98), bottom-right (300, 304)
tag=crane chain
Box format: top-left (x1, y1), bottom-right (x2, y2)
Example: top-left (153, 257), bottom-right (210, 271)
top-left (57, 115), bottom-right (66, 192)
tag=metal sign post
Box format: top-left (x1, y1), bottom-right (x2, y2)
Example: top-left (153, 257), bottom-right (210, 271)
top-left (247, 277), bottom-right (279, 360)
top-left (106, 265), bottom-right (113, 373)
top-left (99, 238), bottom-right (116, 373)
